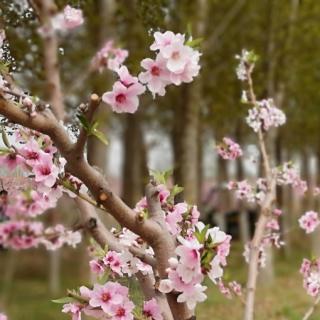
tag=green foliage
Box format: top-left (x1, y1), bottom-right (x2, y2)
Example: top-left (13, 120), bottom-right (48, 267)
top-left (51, 297), bottom-right (76, 304)
top-left (77, 115), bottom-right (108, 146)
top-left (150, 168), bottom-right (173, 185)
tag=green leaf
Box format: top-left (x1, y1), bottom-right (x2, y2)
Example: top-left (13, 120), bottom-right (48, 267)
top-left (171, 185), bottom-right (184, 197)
top-left (92, 129), bottom-right (109, 145)
top-left (77, 114), bottom-right (90, 131)
top-left (98, 271), bottom-right (110, 285)
top-left (51, 297), bottom-right (76, 304)
top-left (0, 61), bottom-right (10, 73)
top-left (150, 169), bottom-right (173, 184)
top-left (186, 37), bottom-right (203, 48)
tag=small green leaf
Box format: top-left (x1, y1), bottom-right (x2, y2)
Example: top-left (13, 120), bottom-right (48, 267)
top-left (0, 61), bottom-right (10, 73)
top-left (186, 37), bottom-right (203, 48)
top-left (98, 271), bottom-right (110, 285)
top-left (150, 169), bottom-right (173, 184)
top-left (52, 297), bottom-right (76, 304)
top-left (171, 185), bottom-right (184, 197)
top-left (77, 114), bottom-right (90, 131)
top-left (92, 129), bottom-right (109, 145)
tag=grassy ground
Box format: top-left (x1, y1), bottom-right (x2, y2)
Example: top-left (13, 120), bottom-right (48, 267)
top-left (0, 242), bottom-right (317, 320)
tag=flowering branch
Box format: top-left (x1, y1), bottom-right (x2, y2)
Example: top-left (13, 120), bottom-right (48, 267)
top-left (240, 53), bottom-right (277, 320)
top-left (145, 182), bottom-right (194, 320)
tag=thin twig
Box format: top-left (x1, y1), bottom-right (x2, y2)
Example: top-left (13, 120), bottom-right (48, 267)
top-left (303, 295), bottom-right (320, 320)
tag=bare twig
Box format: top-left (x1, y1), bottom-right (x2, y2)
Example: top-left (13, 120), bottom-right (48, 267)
top-left (302, 295), bottom-right (320, 320)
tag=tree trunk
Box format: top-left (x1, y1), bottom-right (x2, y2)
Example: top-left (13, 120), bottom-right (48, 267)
top-left (122, 111), bottom-right (148, 207)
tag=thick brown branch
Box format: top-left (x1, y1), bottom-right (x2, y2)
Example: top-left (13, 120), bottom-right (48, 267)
top-left (0, 96), bottom-right (161, 243)
top-left (76, 198), bottom-right (173, 320)
top-left (146, 182), bottom-right (193, 320)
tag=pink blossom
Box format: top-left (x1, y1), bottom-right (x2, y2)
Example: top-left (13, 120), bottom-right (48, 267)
top-left (33, 154), bottom-right (59, 187)
top-left (91, 41), bottom-right (128, 72)
top-left (299, 211), bottom-right (320, 234)
top-left (102, 81), bottom-right (145, 114)
top-left (217, 280), bottom-right (232, 299)
top-left (0, 153), bottom-right (24, 170)
top-left (150, 31), bottom-right (185, 52)
top-left (246, 99), bottom-right (286, 132)
top-left (0, 314), bottom-right (7, 320)
top-left (229, 281), bottom-right (242, 296)
top-left (157, 184), bottom-right (170, 203)
top-left (103, 251), bottom-right (123, 275)
top-left (52, 6), bottom-right (84, 31)
top-left (217, 137), bottom-right (243, 160)
top-left (109, 300), bottom-right (134, 320)
top-left (300, 259), bottom-right (311, 277)
top-left (89, 260), bottom-right (105, 275)
top-left (62, 303), bottom-right (82, 320)
top-left (143, 298), bottom-right (163, 320)
top-left (158, 279), bottom-right (173, 293)
top-left (165, 202), bottom-right (188, 235)
top-left (139, 55), bottom-right (170, 97)
top-left (266, 219), bottom-right (280, 231)
top-left (207, 256), bottom-right (223, 283)
top-left (175, 237), bottom-right (202, 283)
top-left (19, 139), bottom-right (46, 166)
top-left (89, 282), bottom-right (126, 313)
top-left (176, 284), bottom-right (207, 310)
top-left (273, 208), bottom-right (283, 216)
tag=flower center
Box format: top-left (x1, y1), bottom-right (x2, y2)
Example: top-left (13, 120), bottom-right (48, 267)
top-left (101, 292), bottom-right (111, 302)
top-left (28, 151), bottom-right (39, 160)
top-left (116, 307), bottom-right (126, 316)
top-left (40, 166), bottom-right (51, 176)
top-left (8, 153), bottom-right (17, 160)
top-left (172, 51), bottom-right (180, 60)
top-left (151, 66), bottom-right (160, 76)
top-left (116, 93), bottom-right (126, 103)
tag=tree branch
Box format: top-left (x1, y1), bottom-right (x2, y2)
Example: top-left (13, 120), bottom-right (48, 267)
top-left (145, 182), bottom-right (193, 320)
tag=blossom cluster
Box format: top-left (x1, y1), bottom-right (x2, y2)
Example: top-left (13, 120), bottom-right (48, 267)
top-left (61, 282), bottom-right (163, 320)
top-left (276, 162), bottom-right (308, 194)
top-left (139, 31), bottom-right (201, 97)
top-left (91, 40), bottom-right (128, 73)
top-left (102, 31), bottom-right (201, 113)
top-left (243, 208), bottom-right (284, 267)
top-left (217, 137), bottom-right (243, 160)
top-left (299, 211), bottom-right (320, 234)
top-left (227, 178), bottom-right (268, 204)
top-left (89, 245), bottom-right (153, 278)
top-left (62, 282), bottom-right (135, 320)
top-left (300, 258), bottom-right (320, 297)
top-left (235, 49), bottom-right (257, 81)
top-left (0, 220), bottom-right (81, 250)
top-left (246, 99), bottom-right (286, 132)
top-left (158, 222), bottom-right (231, 309)
top-left (0, 127), bottom-right (86, 250)
top-left (51, 5), bottom-right (84, 32)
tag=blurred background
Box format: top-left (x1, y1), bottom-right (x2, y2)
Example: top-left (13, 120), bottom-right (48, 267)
top-left (1, 0), bottom-right (320, 319)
